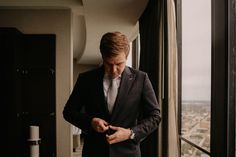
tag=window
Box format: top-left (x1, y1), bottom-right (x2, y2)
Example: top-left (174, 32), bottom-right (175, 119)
top-left (127, 34), bottom-right (140, 69)
top-left (178, 0), bottom-right (235, 156)
top-left (179, 0), bottom-right (211, 156)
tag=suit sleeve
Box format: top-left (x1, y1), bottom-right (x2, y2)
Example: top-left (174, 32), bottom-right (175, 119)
top-left (63, 74), bottom-right (93, 133)
top-left (131, 73), bottom-right (161, 143)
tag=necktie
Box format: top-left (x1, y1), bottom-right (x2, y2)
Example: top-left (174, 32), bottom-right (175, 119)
top-left (107, 78), bottom-right (118, 114)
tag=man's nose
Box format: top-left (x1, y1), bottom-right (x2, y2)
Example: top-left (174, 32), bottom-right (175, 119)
top-left (111, 65), bottom-right (117, 73)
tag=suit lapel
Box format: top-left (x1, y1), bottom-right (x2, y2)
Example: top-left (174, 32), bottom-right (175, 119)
top-left (93, 66), bottom-right (111, 117)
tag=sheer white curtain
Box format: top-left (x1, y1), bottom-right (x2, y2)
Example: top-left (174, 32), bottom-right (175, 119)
top-left (167, 0), bottom-right (180, 156)
top-left (158, 0), bottom-right (179, 156)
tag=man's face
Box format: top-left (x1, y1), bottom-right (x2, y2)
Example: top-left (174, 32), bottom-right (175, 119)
top-left (103, 52), bottom-right (127, 79)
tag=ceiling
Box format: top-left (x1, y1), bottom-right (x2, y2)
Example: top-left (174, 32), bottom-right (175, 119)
top-left (0, 0), bottom-right (148, 65)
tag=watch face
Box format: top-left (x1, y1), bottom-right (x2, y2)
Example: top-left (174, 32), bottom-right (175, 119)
top-left (130, 132), bottom-right (135, 139)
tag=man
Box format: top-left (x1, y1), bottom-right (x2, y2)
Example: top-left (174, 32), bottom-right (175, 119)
top-left (63, 31), bottom-right (161, 157)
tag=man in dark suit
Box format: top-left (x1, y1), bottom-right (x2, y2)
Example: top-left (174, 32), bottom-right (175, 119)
top-left (63, 31), bottom-right (161, 157)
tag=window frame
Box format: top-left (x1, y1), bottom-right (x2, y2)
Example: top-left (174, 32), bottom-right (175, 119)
top-left (228, 0), bottom-right (236, 156)
top-left (176, 0), bottom-right (235, 156)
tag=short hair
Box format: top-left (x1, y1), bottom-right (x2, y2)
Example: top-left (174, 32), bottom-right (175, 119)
top-left (99, 31), bottom-right (130, 58)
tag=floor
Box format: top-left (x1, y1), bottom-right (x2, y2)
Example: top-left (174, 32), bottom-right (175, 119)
top-left (73, 138), bottom-right (83, 157)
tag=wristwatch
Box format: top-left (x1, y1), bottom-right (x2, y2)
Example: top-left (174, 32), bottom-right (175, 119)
top-left (129, 129), bottom-right (135, 140)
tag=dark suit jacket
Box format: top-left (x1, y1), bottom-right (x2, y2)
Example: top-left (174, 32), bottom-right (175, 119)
top-left (63, 66), bottom-right (161, 157)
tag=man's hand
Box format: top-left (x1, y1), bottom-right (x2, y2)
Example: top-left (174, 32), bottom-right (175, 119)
top-left (106, 125), bottom-right (132, 144)
top-left (91, 117), bottom-right (109, 133)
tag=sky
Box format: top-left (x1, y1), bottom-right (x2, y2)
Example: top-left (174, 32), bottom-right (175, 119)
top-left (182, 0), bottom-right (211, 101)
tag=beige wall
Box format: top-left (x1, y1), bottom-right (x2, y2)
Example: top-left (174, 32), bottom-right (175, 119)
top-left (0, 9), bottom-right (73, 157)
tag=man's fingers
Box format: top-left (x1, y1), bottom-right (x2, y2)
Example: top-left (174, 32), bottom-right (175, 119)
top-left (106, 134), bottom-right (117, 144)
top-left (109, 125), bottom-right (119, 130)
top-left (91, 117), bottom-right (109, 132)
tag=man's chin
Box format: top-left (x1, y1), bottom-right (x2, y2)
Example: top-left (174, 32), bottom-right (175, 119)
top-left (110, 74), bottom-right (119, 79)
top-left (105, 72), bottom-right (120, 79)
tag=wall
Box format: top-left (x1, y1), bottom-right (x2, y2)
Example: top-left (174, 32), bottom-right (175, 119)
top-left (0, 9), bottom-right (73, 157)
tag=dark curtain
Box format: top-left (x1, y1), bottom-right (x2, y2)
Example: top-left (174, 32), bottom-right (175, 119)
top-left (139, 0), bottom-right (167, 157)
